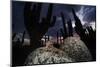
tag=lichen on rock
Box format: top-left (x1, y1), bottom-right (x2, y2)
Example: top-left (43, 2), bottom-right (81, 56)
top-left (24, 46), bottom-right (74, 65)
top-left (60, 37), bottom-right (92, 62)
top-left (24, 37), bottom-right (92, 65)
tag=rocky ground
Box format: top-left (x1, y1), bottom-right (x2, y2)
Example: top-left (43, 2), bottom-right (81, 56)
top-left (24, 37), bottom-right (92, 65)
top-left (60, 37), bottom-right (92, 62)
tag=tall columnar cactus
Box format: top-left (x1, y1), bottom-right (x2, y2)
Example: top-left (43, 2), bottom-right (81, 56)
top-left (72, 9), bottom-right (87, 44)
top-left (72, 9), bottom-right (96, 60)
top-left (56, 31), bottom-right (59, 44)
top-left (86, 26), bottom-right (94, 36)
top-left (72, 9), bottom-right (88, 46)
top-left (86, 26), bottom-right (96, 60)
top-left (24, 2), bottom-right (56, 49)
top-left (47, 35), bottom-right (50, 41)
top-left (72, 9), bottom-right (85, 37)
top-left (60, 12), bottom-right (73, 38)
top-left (59, 35), bottom-right (63, 44)
top-left (60, 28), bottom-right (64, 37)
top-left (60, 12), bottom-right (68, 39)
top-left (67, 19), bottom-right (73, 36)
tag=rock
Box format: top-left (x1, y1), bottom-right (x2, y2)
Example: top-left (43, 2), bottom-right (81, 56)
top-left (60, 37), bottom-right (92, 62)
top-left (24, 46), bottom-right (74, 65)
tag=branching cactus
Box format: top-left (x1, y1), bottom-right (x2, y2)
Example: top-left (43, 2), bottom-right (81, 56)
top-left (24, 2), bottom-right (56, 49)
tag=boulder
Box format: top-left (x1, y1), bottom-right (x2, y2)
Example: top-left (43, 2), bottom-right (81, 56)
top-left (60, 37), bottom-right (92, 62)
top-left (24, 46), bottom-right (74, 65)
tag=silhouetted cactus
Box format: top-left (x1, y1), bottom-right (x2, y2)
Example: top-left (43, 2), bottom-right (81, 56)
top-left (60, 12), bottom-right (68, 39)
top-left (60, 12), bottom-right (73, 38)
top-left (59, 35), bottom-right (61, 44)
top-left (67, 19), bottom-right (73, 36)
top-left (47, 35), bottom-right (50, 41)
top-left (60, 28), bottom-right (64, 37)
top-left (72, 9), bottom-right (96, 60)
top-left (56, 31), bottom-right (59, 44)
top-left (59, 35), bottom-right (63, 44)
top-left (86, 26), bottom-right (95, 36)
top-left (86, 26), bottom-right (96, 60)
top-left (72, 9), bottom-right (85, 37)
top-left (24, 2), bottom-right (56, 49)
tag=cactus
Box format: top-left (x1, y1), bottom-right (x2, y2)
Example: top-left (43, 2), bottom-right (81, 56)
top-left (60, 28), bottom-right (64, 37)
top-left (59, 35), bottom-right (63, 44)
top-left (47, 35), bottom-right (50, 41)
top-left (56, 31), bottom-right (59, 44)
top-left (24, 2), bottom-right (56, 50)
top-left (72, 9), bottom-right (96, 60)
top-left (67, 19), bottom-right (73, 36)
top-left (72, 9), bottom-right (85, 37)
top-left (60, 12), bottom-right (68, 39)
top-left (60, 12), bottom-right (73, 39)
top-left (86, 26), bottom-right (96, 60)
top-left (72, 9), bottom-right (86, 43)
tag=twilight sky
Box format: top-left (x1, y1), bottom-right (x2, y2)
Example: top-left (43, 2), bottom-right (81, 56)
top-left (12, 1), bottom-right (96, 37)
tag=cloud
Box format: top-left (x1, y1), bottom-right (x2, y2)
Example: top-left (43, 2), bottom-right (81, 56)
top-left (13, 1), bottom-right (96, 37)
top-left (76, 6), bottom-right (96, 23)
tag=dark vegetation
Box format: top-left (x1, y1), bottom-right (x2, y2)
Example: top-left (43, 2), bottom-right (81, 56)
top-left (12, 2), bottom-right (96, 66)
